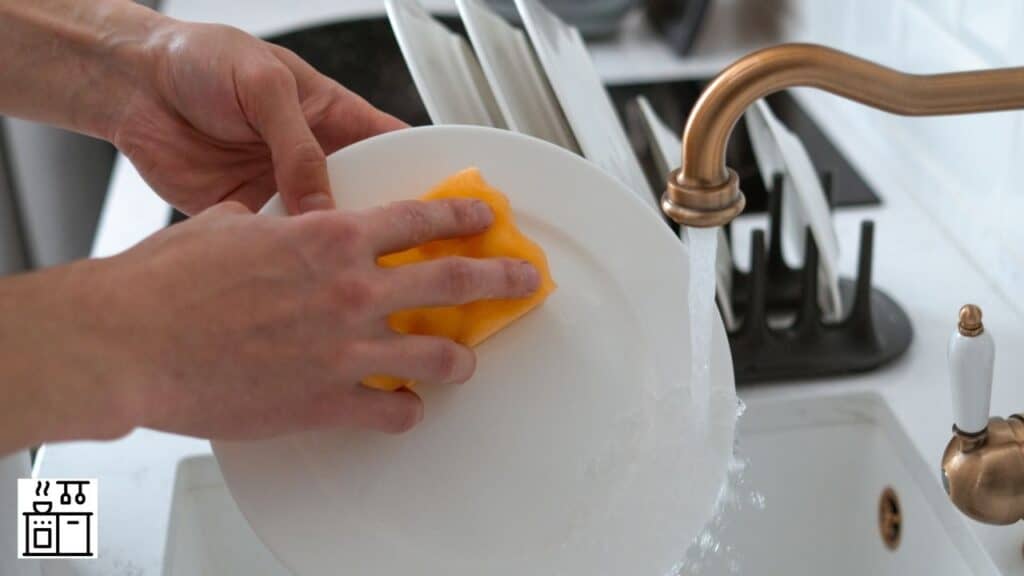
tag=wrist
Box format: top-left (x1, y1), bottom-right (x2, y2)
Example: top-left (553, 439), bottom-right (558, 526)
top-left (58, 257), bottom-right (147, 440)
top-left (76, 1), bottom-right (178, 141)
top-left (0, 0), bottom-right (177, 141)
top-left (0, 259), bottom-right (141, 452)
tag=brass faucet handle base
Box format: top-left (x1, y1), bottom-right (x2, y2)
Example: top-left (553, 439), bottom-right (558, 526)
top-left (943, 416), bottom-right (1024, 525)
top-left (662, 168), bottom-right (745, 228)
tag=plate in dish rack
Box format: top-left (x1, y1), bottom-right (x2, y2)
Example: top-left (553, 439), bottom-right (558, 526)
top-left (214, 126), bottom-right (736, 576)
top-left (386, 0), bottom-right (506, 127)
top-left (514, 0), bottom-right (659, 213)
top-left (456, 0), bottom-right (579, 151)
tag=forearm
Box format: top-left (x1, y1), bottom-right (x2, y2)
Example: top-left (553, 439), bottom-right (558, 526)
top-left (0, 261), bottom-right (136, 455)
top-left (0, 0), bottom-right (168, 140)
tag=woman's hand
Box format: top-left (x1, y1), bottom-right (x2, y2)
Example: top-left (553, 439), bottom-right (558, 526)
top-left (0, 199), bottom-right (539, 452)
top-left (113, 20), bottom-right (406, 215)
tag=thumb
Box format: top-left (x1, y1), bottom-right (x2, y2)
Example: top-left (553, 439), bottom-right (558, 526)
top-left (243, 64), bottom-right (334, 215)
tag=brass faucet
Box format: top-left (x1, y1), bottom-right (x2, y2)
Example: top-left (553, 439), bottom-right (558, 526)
top-left (660, 44), bottom-right (1024, 524)
top-left (661, 43), bottom-right (1024, 228)
top-left (942, 305), bottom-right (1024, 525)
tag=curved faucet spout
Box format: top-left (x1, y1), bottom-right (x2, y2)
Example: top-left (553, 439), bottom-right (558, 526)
top-left (663, 43), bottom-right (1024, 227)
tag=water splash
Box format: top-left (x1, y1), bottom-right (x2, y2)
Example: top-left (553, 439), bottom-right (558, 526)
top-left (683, 227), bottom-right (718, 428)
top-left (672, 398), bottom-right (766, 576)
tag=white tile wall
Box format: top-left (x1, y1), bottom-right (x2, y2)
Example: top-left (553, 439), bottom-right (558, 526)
top-left (781, 0), bottom-right (1024, 306)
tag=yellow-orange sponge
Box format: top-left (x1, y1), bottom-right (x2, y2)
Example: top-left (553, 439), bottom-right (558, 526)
top-left (363, 168), bottom-right (556, 391)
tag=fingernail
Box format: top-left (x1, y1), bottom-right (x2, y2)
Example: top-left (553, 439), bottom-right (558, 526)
top-left (470, 200), bottom-right (494, 226)
top-left (299, 193), bottom-right (333, 213)
top-left (520, 261), bottom-right (541, 293)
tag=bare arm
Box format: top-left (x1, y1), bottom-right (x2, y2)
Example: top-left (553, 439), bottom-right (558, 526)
top-left (0, 0), bottom-right (160, 139)
top-left (0, 259), bottom-right (128, 453)
top-left (0, 198), bottom-right (539, 456)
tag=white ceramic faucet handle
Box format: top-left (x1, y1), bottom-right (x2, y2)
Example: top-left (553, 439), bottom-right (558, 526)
top-left (948, 304), bottom-right (994, 434)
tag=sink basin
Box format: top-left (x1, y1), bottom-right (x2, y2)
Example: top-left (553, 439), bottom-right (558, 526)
top-left (162, 392), bottom-right (997, 575)
top-left (680, 392), bottom-right (998, 575)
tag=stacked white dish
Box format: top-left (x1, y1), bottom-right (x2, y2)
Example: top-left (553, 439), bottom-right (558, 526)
top-left (456, 0), bottom-right (578, 150)
top-left (485, 0), bottom-right (638, 38)
top-left (392, 0), bottom-right (658, 212)
top-left (386, 0), bottom-right (506, 126)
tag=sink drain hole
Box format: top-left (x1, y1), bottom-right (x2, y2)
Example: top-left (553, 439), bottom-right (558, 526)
top-left (878, 486), bottom-right (901, 550)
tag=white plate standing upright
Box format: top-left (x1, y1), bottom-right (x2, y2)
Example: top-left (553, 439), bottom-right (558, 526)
top-left (636, 96), bottom-right (737, 332)
top-left (744, 99), bottom-right (843, 321)
top-left (456, 0), bottom-right (579, 151)
top-left (514, 0), bottom-right (659, 213)
top-left (386, 0), bottom-right (507, 127)
top-left (221, 126), bottom-right (737, 576)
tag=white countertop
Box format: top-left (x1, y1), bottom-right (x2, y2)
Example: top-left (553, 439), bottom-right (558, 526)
top-left (38, 2), bottom-right (1024, 575)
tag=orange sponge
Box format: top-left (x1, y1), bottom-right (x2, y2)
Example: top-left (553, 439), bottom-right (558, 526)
top-left (364, 168), bottom-right (556, 391)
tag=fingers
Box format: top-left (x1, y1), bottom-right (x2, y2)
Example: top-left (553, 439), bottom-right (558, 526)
top-left (310, 335), bottom-right (479, 434)
top-left (382, 257), bottom-right (540, 310)
top-left (340, 387), bottom-right (424, 434)
top-left (347, 336), bottom-right (476, 385)
top-left (363, 198), bottom-right (494, 255)
top-left (239, 62), bottom-right (333, 215)
top-left (313, 333), bottom-right (475, 434)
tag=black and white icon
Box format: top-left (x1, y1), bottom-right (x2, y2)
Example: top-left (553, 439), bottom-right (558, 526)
top-left (17, 478), bottom-right (98, 558)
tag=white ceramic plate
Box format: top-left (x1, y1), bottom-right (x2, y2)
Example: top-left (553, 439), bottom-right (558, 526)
top-left (744, 100), bottom-right (842, 321)
top-left (387, 0), bottom-right (506, 127)
top-left (636, 96), bottom-right (737, 332)
top-left (456, 0), bottom-right (579, 151)
top-left (216, 126), bottom-right (736, 576)
top-left (514, 0), bottom-right (659, 213)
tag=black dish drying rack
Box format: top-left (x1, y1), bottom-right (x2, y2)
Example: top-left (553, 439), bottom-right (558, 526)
top-left (720, 173), bottom-right (912, 384)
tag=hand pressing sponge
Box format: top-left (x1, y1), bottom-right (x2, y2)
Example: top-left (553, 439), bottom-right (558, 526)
top-left (364, 168), bottom-right (557, 391)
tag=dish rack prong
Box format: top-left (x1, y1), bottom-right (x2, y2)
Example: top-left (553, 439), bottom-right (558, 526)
top-left (793, 227), bottom-right (821, 338)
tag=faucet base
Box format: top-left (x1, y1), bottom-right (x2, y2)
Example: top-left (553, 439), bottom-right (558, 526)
top-left (942, 416), bottom-right (1024, 525)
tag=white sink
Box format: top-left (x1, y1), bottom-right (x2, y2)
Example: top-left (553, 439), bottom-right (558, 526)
top-left (682, 392), bottom-right (999, 576)
top-left (163, 393), bottom-right (998, 575)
